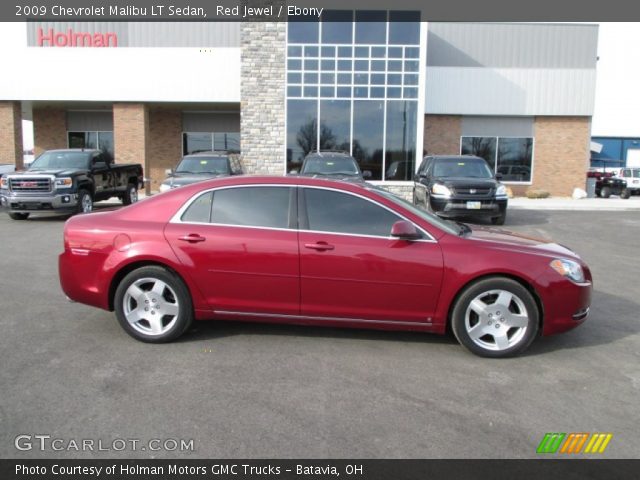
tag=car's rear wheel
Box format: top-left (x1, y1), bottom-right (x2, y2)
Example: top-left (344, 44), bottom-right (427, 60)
top-left (620, 188), bottom-right (630, 199)
top-left (600, 186), bottom-right (611, 198)
top-left (9, 212), bottom-right (29, 220)
top-left (451, 277), bottom-right (539, 358)
top-left (122, 183), bottom-right (138, 205)
top-left (114, 266), bottom-right (193, 343)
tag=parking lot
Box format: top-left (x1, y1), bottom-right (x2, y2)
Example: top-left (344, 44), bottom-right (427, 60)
top-left (0, 206), bottom-right (639, 459)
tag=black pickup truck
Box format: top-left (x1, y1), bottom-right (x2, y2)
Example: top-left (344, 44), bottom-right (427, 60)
top-left (0, 149), bottom-right (143, 220)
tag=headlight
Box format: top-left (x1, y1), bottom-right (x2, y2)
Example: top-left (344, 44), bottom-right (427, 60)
top-left (550, 258), bottom-right (585, 283)
top-left (0, 177), bottom-right (7, 189)
top-left (159, 183), bottom-right (172, 193)
top-left (54, 177), bottom-right (73, 188)
top-left (496, 184), bottom-right (507, 197)
top-left (431, 183), bottom-right (452, 197)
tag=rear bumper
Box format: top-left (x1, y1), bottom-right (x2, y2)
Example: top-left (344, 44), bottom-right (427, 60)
top-left (430, 197), bottom-right (508, 218)
top-left (59, 249), bottom-right (111, 311)
top-left (1, 191), bottom-right (78, 213)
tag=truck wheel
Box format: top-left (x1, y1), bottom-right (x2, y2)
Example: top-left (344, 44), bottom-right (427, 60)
top-left (491, 212), bottom-right (506, 225)
top-left (9, 212), bottom-right (29, 220)
top-left (600, 186), bottom-right (611, 198)
top-left (122, 183), bottom-right (138, 205)
top-left (620, 188), bottom-right (631, 199)
top-left (77, 189), bottom-right (93, 214)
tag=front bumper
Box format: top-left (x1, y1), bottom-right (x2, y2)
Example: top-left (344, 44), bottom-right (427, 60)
top-left (430, 197), bottom-right (508, 218)
top-left (0, 191), bottom-right (78, 213)
top-left (536, 269), bottom-right (592, 335)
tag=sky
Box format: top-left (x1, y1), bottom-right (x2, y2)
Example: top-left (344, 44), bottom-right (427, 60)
top-left (19, 22), bottom-right (640, 149)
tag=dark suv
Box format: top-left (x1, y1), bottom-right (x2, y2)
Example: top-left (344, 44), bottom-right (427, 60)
top-left (296, 151), bottom-right (371, 181)
top-left (159, 151), bottom-right (242, 192)
top-left (413, 155), bottom-right (508, 225)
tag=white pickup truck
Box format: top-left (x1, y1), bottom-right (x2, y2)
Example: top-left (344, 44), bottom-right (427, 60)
top-left (615, 168), bottom-right (640, 195)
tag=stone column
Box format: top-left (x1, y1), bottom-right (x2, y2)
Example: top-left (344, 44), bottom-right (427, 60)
top-left (114, 103), bottom-right (150, 193)
top-left (0, 101), bottom-right (24, 169)
top-left (240, 19), bottom-right (287, 174)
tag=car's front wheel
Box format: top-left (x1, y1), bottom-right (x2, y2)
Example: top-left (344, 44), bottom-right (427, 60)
top-left (451, 277), bottom-right (539, 357)
top-left (620, 188), bottom-right (631, 199)
top-left (114, 266), bottom-right (193, 343)
top-left (600, 186), bottom-right (611, 198)
top-left (123, 183), bottom-right (138, 205)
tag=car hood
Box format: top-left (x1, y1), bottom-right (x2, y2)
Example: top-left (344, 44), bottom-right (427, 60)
top-left (467, 226), bottom-right (578, 258)
top-left (163, 173), bottom-right (228, 187)
top-left (9, 168), bottom-right (84, 177)
top-left (435, 177), bottom-right (498, 188)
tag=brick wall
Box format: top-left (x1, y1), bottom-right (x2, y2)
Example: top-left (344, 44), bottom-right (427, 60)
top-left (424, 115), bottom-right (462, 156)
top-left (113, 103), bottom-right (149, 192)
top-left (148, 109), bottom-right (182, 192)
top-left (0, 101), bottom-right (23, 168)
top-left (240, 20), bottom-right (286, 174)
top-left (33, 108), bottom-right (66, 157)
top-left (528, 116), bottom-right (591, 197)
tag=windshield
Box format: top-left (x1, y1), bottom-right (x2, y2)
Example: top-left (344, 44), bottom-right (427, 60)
top-left (302, 156), bottom-right (360, 176)
top-left (633, 169), bottom-right (640, 178)
top-left (373, 187), bottom-right (460, 236)
top-left (433, 158), bottom-right (493, 179)
top-left (29, 152), bottom-right (90, 170)
top-left (176, 157), bottom-right (230, 174)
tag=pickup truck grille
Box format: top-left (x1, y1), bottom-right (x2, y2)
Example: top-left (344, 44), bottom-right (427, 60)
top-left (9, 177), bottom-right (52, 193)
top-left (452, 187), bottom-right (492, 196)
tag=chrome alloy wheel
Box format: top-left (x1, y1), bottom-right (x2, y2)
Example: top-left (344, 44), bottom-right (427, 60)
top-left (122, 277), bottom-right (180, 336)
top-left (128, 186), bottom-right (138, 203)
top-left (81, 194), bottom-right (93, 213)
top-left (464, 289), bottom-right (530, 351)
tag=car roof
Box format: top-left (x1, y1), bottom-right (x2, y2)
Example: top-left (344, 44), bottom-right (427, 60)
top-left (428, 155), bottom-right (485, 162)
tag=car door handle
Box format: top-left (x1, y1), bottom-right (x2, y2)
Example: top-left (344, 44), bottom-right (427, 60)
top-left (304, 242), bottom-right (335, 251)
top-left (178, 234), bottom-right (206, 243)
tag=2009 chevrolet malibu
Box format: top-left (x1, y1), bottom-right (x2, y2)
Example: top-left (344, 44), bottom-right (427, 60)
top-left (59, 176), bottom-right (592, 357)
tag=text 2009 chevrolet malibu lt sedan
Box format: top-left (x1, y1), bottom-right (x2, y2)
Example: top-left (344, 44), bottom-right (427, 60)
top-left (59, 176), bottom-right (592, 357)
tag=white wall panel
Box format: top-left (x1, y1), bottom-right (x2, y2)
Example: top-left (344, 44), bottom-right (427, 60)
top-left (425, 67), bottom-right (596, 116)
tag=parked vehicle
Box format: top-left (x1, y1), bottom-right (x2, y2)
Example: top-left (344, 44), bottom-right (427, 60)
top-left (0, 149), bottom-right (143, 220)
top-left (159, 152), bottom-right (242, 192)
top-left (587, 170), bottom-right (629, 199)
top-left (413, 155), bottom-right (509, 225)
top-left (59, 176), bottom-right (592, 358)
top-left (614, 168), bottom-right (640, 195)
top-left (0, 164), bottom-right (15, 176)
top-left (295, 151), bottom-right (371, 181)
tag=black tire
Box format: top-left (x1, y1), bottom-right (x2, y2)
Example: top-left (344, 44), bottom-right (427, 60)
top-left (122, 183), bottom-right (139, 205)
top-left (8, 212), bottom-right (29, 220)
top-left (600, 186), bottom-right (611, 198)
top-left (76, 189), bottom-right (93, 214)
top-left (620, 188), bottom-right (630, 199)
top-left (114, 266), bottom-right (193, 343)
top-left (491, 212), bottom-right (507, 225)
top-left (451, 277), bottom-right (540, 358)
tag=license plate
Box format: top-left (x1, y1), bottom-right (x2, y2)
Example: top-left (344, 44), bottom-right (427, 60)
top-left (466, 201), bottom-right (481, 210)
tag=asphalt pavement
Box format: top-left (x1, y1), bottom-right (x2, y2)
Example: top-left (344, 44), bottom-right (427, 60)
top-left (0, 206), bottom-right (638, 459)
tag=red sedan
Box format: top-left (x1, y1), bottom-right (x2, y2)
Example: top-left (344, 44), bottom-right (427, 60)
top-left (59, 176), bottom-right (592, 357)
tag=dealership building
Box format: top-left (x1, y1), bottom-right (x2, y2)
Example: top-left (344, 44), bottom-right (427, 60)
top-left (0, 18), bottom-right (598, 197)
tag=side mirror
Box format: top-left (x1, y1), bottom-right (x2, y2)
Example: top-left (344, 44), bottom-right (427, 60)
top-left (165, 168), bottom-right (174, 176)
top-left (362, 170), bottom-right (373, 179)
top-left (390, 220), bottom-right (421, 240)
top-left (496, 173), bottom-right (503, 180)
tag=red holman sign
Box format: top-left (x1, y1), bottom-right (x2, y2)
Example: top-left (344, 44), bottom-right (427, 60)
top-left (37, 27), bottom-right (118, 47)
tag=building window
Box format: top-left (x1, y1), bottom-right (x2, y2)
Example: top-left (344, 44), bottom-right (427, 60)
top-left (182, 132), bottom-right (240, 155)
top-left (68, 131), bottom-right (114, 161)
top-left (286, 9), bottom-right (421, 181)
top-left (461, 136), bottom-right (534, 183)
